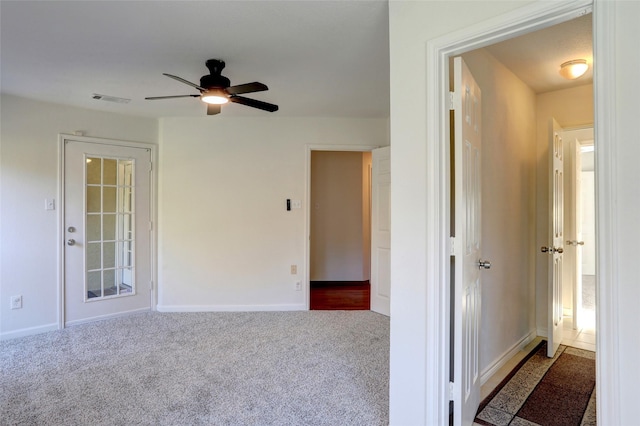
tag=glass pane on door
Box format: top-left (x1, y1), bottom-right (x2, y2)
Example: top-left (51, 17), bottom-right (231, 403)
top-left (85, 157), bottom-right (136, 300)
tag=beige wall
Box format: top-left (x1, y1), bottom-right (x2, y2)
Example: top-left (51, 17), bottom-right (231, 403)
top-left (310, 151), bottom-right (371, 281)
top-left (535, 84), bottom-right (593, 334)
top-left (0, 94), bottom-right (158, 338)
top-left (158, 117), bottom-right (388, 310)
top-left (461, 48), bottom-right (538, 377)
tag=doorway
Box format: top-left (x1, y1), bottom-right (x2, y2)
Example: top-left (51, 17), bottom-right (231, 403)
top-left (309, 150), bottom-right (372, 310)
top-left (305, 145), bottom-right (389, 314)
top-left (447, 10), bottom-right (596, 424)
top-left (61, 136), bottom-right (155, 326)
top-left (561, 127), bottom-right (596, 351)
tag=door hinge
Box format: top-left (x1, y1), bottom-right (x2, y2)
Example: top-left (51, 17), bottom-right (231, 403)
top-left (450, 236), bottom-right (457, 255)
top-left (150, 280), bottom-right (154, 290)
top-left (449, 91), bottom-right (455, 111)
top-left (148, 221), bottom-right (153, 231)
top-left (149, 162), bottom-right (153, 172)
top-left (449, 381), bottom-right (455, 401)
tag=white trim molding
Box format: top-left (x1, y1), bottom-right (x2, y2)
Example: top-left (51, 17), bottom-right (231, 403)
top-left (422, 1), bottom-right (619, 424)
top-left (156, 304), bottom-right (306, 313)
top-left (592, 0), bottom-right (620, 424)
top-left (480, 330), bottom-right (538, 386)
top-left (0, 323), bottom-right (59, 341)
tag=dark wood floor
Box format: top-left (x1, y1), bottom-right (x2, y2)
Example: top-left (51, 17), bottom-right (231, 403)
top-left (310, 280), bottom-right (370, 310)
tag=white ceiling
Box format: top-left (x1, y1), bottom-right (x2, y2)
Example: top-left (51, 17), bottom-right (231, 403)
top-left (485, 13), bottom-right (593, 94)
top-left (0, 1), bottom-right (592, 119)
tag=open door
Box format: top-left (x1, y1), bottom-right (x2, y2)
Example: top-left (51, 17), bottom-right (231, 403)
top-left (370, 146), bottom-right (390, 316)
top-left (564, 134), bottom-right (584, 329)
top-left (543, 118), bottom-right (565, 357)
top-left (452, 57), bottom-right (484, 426)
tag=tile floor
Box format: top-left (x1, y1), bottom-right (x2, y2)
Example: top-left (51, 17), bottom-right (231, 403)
top-left (561, 310), bottom-right (596, 352)
top-left (473, 309), bottom-right (596, 425)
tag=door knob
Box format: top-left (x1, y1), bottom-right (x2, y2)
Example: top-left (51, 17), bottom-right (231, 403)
top-left (478, 259), bottom-right (491, 270)
top-left (541, 246), bottom-right (563, 254)
top-left (67, 239), bottom-right (76, 246)
top-left (566, 240), bottom-right (585, 246)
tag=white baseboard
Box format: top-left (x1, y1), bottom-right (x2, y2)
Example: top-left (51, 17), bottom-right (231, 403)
top-left (537, 326), bottom-right (548, 338)
top-left (156, 304), bottom-right (307, 313)
top-left (0, 323), bottom-right (59, 341)
top-left (479, 329), bottom-right (538, 385)
top-left (64, 307), bottom-right (151, 327)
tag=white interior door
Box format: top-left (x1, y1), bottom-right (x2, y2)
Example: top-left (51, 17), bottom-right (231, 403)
top-left (544, 119), bottom-right (564, 357)
top-left (370, 146), bottom-right (390, 316)
top-left (574, 141), bottom-right (583, 328)
top-left (64, 139), bottom-right (152, 326)
top-left (565, 136), bottom-right (584, 329)
top-left (452, 57), bottom-right (483, 426)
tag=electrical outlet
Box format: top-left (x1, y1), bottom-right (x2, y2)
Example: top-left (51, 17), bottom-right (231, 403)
top-left (295, 282), bottom-right (302, 291)
top-left (290, 265), bottom-right (297, 275)
top-left (10, 295), bottom-right (22, 310)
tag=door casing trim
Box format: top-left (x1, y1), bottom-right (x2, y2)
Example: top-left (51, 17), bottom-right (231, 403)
top-left (304, 144), bottom-right (381, 310)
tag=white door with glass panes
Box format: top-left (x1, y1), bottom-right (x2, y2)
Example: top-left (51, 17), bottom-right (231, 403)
top-left (64, 139), bottom-right (152, 326)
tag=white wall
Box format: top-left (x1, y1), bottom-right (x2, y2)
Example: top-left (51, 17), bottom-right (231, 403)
top-left (157, 117), bottom-right (387, 311)
top-left (310, 151), bottom-right (370, 282)
top-left (461, 48), bottom-right (537, 377)
top-left (535, 84), bottom-right (593, 334)
top-left (0, 94), bottom-right (158, 338)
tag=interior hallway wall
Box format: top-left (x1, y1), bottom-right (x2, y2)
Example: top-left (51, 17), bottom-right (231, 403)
top-left (0, 94), bottom-right (158, 338)
top-left (461, 48), bottom-right (538, 377)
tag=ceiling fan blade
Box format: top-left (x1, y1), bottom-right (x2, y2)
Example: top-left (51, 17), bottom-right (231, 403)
top-left (163, 73), bottom-right (206, 91)
top-left (207, 104), bottom-right (221, 115)
top-left (225, 82), bottom-right (268, 96)
top-left (229, 96), bottom-right (278, 112)
top-left (145, 94), bottom-right (200, 100)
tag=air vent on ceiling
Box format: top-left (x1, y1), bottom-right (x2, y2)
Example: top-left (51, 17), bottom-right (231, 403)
top-left (92, 94), bottom-right (131, 104)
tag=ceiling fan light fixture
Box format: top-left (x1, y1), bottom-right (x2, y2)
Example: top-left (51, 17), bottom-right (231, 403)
top-left (201, 89), bottom-right (229, 105)
top-left (559, 59), bottom-right (588, 80)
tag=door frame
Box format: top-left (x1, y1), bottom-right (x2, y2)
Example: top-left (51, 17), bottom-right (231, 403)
top-left (57, 134), bottom-right (158, 329)
top-left (424, 0), bottom-right (617, 424)
top-left (304, 144), bottom-right (380, 310)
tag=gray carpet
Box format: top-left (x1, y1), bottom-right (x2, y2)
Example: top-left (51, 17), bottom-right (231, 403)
top-left (0, 311), bottom-right (389, 426)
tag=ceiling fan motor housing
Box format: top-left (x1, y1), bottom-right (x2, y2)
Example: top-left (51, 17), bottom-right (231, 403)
top-left (200, 74), bottom-right (230, 90)
top-left (201, 59), bottom-right (230, 89)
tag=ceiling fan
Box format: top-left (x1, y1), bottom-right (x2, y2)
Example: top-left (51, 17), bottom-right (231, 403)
top-left (145, 59), bottom-right (278, 115)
